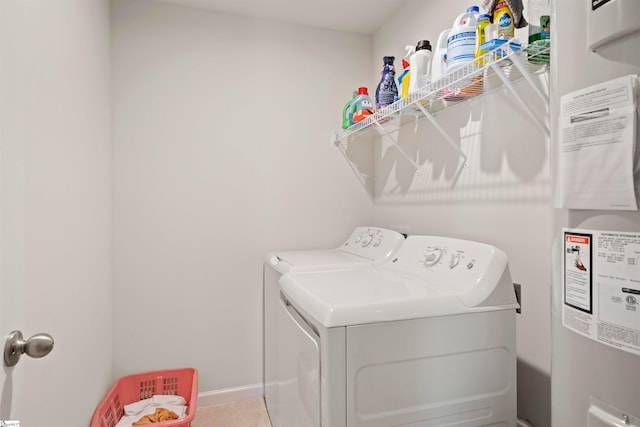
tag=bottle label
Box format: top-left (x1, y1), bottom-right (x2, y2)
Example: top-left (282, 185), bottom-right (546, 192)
top-left (376, 65), bottom-right (398, 108)
top-left (447, 31), bottom-right (476, 67)
top-left (498, 12), bottom-right (512, 28)
top-left (528, 16), bottom-right (551, 43)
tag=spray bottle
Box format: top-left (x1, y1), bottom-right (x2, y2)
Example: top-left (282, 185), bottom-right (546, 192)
top-left (375, 56), bottom-right (398, 109)
top-left (397, 58), bottom-right (411, 100)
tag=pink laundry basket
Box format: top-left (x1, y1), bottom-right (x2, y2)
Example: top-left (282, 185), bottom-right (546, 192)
top-left (90, 368), bottom-right (198, 427)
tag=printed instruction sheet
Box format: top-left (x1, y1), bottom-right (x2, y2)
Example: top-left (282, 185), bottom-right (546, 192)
top-left (563, 228), bottom-right (640, 356)
top-left (557, 74), bottom-right (639, 210)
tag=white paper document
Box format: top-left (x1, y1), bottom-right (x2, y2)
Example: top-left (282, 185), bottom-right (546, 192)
top-left (563, 228), bottom-right (640, 356)
top-left (557, 74), bottom-right (639, 210)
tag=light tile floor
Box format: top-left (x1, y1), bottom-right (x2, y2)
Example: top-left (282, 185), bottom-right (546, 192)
top-left (192, 399), bottom-right (272, 427)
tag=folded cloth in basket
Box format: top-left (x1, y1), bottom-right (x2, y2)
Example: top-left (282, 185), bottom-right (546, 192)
top-left (115, 395), bottom-right (187, 427)
top-left (125, 395), bottom-right (186, 415)
top-left (133, 408), bottom-right (179, 425)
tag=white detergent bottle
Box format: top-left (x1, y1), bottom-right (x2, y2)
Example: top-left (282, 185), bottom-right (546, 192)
top-left (446, 6), bottom-right (479, 73)
top-left (431, 28), bottom-right (450, 83)
top-left (407, 40), bottom-right (433, 96)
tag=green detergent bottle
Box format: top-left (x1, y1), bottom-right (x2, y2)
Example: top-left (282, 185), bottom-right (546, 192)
top-left (342, 90), bottom-right (358, 129)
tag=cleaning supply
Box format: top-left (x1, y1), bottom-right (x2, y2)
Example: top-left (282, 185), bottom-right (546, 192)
top-left (431, 28), bottom-right (450, 83)
top-left (482, 0), bottom-right (527, 30)
top-left (527, 0), bottom-right (550, 64)
top-left (375, 56), bottom-right (398, 109)
top-left (397, 58), bottom-right (411, 99)
top-left (407, 40), bottom-right (433, 97)
top-left (446, 6), bottom-right (479, 73)
top-left (475, 13), bottom-right (491, 65)
top-left (528, 0), bottom-right (550, 42)
top-left (494, 1), bottom-right (514, 38)
top-left (350, 87), bottom-right (375, 124)
top-left (445, 6), bottom-right (485, 101)
top-left (342, 90), bottom-right (358, 129)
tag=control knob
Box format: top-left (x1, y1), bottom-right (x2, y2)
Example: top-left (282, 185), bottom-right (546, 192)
top-left (424, 248), bottom-right (443, 267)
top-left (360, 234), bottom-right (373, 247)
top-left (450, 253), bottom-right (461, 269)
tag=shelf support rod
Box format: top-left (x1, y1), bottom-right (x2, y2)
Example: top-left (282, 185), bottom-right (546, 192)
top-left (335, 138), bottom-right (370, 190)
top-left (509, 50), bottom-right (549, 105)
top-left (413, 101), bottom-right (468, 167)
top-left (490, 62), bottom-right (550, 138)
top-left (371, 119), bottom-right (420, 171)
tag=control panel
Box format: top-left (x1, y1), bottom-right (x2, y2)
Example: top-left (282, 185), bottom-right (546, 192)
top-left (420, 244), bottom-right (477, 271)
top-left (340, 227), bottom-right (405, 260)
top-left (382, 235), bottom-right (508, 296)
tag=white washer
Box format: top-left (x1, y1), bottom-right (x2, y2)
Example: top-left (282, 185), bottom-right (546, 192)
top-left (264, 227), bottom-right (405, 427)
top-left (278, 235), bottom-right (520, 427)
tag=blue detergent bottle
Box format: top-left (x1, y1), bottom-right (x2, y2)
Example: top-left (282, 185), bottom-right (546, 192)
top-left (350, 87), bottom-right (375, 124)
top-left (375, 56), bottom-right (398, 109)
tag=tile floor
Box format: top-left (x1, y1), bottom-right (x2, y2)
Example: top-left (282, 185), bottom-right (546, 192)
top-left (192, 399), bottom-right (272, 427)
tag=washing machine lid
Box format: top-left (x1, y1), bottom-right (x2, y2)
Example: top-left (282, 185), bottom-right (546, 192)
top-left (265, 227), bottom-right (405, 274)
top-left (279, 235), bottom-right (519, 328)
top-left (266, 250), bottom-right (370, 274)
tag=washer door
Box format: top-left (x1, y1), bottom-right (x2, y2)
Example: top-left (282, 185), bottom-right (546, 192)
top-left (278, 293), bottom-right (321, 427)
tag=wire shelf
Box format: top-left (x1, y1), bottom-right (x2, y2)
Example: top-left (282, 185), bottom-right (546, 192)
top-left (334, 43), bottom-right (550, 149)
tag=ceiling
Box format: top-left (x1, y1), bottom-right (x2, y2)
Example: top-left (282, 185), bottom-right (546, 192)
top-left (153, 0), bottom-right (409, 34)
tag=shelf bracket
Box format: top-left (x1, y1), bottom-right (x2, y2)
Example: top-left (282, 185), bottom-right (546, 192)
top-left (334, 138), bottom-right (370, 189)
top-left (509, 51), bottom-right (549, 106)
top-left (489, 61), bottom-right (550, 138)
top-left (413, 101), bottom-right (469, 167)
top-left (371, 118), bottom-right (420, 171)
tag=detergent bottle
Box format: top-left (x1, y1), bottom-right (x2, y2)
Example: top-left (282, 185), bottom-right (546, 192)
top-left (475, 13), bottom-right (491, 66)
top-left (375, 56), bottom-right (398, 109)
top-left (397, 58), bottom-right (411, 99)
top-left (431, 28), bottom-right (450, 83)
top-left (493, 1), bottom-right (515, 39)
top-left (446, 6), bottom-right (479, 73)
top-left (528, 0), bottom-right (551, 64)
top-left (342, 90), bottom-right (357, 129)
top-left (350, 87), bottom-right (375, 124)
top-left (407, 40), bottom-right (433, 97)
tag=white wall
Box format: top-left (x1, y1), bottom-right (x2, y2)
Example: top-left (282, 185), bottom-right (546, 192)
top-left (370, 1), bottom-right (552, 426)
top-left (0, 0), bottom-right (113, 425)
top-left (550, 0), bottom-right (640, 425)
top-left (111, 0), bottom-right (374, 393)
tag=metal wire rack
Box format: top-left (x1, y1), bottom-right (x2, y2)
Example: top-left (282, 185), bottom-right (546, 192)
top-left (333, 43), bottom-right (550, 171)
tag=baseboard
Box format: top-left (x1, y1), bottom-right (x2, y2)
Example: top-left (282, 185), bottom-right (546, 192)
top-left (197, 383), bottom-right (264, 407)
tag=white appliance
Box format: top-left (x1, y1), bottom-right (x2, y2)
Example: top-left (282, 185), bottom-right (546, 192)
top-left (278, 235), bottom-right (519, 427)
top-left (263, 227), bottom-right (405, 427)
top-left (552, 1), bottom-right (640, 426)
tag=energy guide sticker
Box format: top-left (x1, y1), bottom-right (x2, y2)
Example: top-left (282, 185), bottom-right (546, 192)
top-left (563, 228), bottom-right (640, 356)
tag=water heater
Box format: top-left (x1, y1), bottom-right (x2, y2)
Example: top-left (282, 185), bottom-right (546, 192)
top-left (588, 0), bottom-right (640, 51)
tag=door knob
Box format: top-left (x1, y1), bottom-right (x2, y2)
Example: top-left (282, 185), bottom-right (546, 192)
top-left (4, 330), bottom-right (54, 367)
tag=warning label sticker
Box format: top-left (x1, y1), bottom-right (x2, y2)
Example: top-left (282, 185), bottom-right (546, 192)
top-left (563, 228), bottom-right (640, 356)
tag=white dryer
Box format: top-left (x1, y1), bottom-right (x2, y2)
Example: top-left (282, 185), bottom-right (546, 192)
top-left (264, 227), bottom-right (405, 427)
top-left (278, 235), bottom-right (520, 427)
